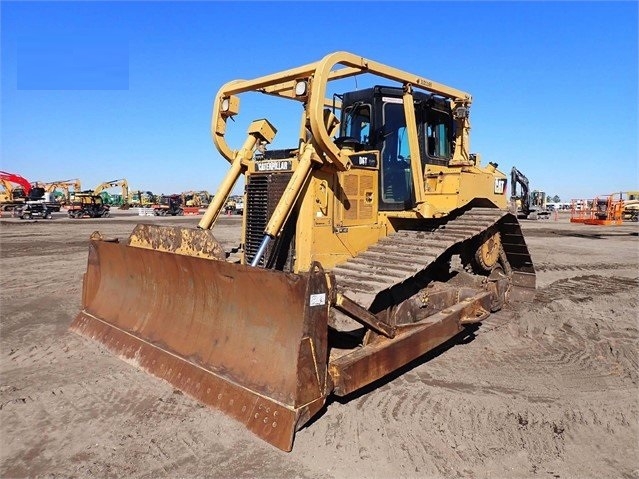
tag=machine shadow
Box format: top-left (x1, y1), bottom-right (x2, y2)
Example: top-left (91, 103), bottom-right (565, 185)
top-left (299, 324), bottom-right (481, 432)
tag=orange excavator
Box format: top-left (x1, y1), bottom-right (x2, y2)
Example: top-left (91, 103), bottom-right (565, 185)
top-left (0, 171), bottom-right (32, 211)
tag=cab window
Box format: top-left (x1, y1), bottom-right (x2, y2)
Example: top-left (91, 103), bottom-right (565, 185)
top-left (426, 122), bottom-right (451, 158)
top-left (342, 103), bottom-right (371, 145)
top-left (423, 109), bottom-right (453, 167)
top-left (380, 101), bottom-right (413, 207)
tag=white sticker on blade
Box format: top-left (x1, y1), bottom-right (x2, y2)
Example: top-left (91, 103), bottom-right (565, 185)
top-left (309, 293), bottom-right (326, 307)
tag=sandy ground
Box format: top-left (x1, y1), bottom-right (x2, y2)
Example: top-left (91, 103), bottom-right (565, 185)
top-left (1, 211), bottom-right (637, 478)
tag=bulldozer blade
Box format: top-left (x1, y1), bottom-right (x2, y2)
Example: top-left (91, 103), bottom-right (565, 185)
top-left (126, 224), bottom-right (227, 260)
top-left (70, 235), bottom-right (331, 451)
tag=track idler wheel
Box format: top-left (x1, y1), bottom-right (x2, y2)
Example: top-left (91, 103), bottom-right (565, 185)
top-left (463, 229), bottom-right (512, 311)
top-left (474, 230), bottom-right (501, 272)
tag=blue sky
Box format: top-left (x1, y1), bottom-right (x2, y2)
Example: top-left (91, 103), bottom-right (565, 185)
top-left (1, 1), bottom-right (637, 200)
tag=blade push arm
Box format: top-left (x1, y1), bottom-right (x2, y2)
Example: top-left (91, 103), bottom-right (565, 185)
top-left (198, 119), bottom-right (277, 230)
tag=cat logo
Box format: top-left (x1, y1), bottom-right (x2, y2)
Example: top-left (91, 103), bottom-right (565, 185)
top-left (494, 178), bottom-right (507, 195)
top-left (256, 160), bottom-right (292, 172)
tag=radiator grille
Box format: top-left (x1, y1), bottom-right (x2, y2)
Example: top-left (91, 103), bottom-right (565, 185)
top-left (245, 172), bottom-right (293, 266)
top-left (343, 174), bottom-right (359, 196)
top-left (338, 170), bottom-right (377, 225)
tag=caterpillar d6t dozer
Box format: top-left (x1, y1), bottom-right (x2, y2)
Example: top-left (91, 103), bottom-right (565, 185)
top-left (71, 52), bottom-right (536, 451)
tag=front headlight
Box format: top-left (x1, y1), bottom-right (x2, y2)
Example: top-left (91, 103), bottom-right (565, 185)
top-left (295, 80), bottom-right (308, 97)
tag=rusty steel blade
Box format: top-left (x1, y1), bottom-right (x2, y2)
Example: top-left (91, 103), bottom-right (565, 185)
top-left (70, 237), bottom-right (330, 451)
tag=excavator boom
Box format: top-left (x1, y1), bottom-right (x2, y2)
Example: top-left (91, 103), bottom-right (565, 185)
top-left (1, 171), bottom-right (33, 210)
top-left (93, 179), bottom-right (129, 207)
top-left (0, 171), bottom-right (32, 196)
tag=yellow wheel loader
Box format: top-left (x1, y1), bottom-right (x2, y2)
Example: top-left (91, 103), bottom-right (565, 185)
top-left (71, 52), bottom-right (536, 451)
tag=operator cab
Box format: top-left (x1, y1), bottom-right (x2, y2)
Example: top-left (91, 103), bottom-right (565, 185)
top-left (338, 86), bottom-right (454, 211)
top-left (27, 186), bottom-right (46, 201)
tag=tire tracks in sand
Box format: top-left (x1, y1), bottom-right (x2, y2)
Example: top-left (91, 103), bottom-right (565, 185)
top-left (292, 273), bottom-right (638, 478)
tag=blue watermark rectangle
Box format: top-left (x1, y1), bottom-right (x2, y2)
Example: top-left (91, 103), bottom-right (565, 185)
top-left (17, 35), bottom-right (129, 90)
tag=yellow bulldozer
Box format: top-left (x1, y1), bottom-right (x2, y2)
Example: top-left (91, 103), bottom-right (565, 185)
top-left (71, 52), bottom-right (535, 451)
